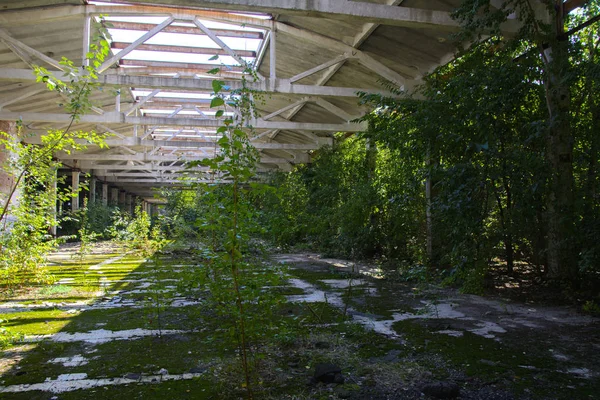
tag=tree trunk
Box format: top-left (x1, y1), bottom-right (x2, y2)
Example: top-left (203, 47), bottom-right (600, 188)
top-left (544, 3), bottom-right (576, 281)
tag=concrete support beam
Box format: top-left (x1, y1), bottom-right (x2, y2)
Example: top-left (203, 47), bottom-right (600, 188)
top-left (110, 187), bottom-right (119, 206)
top-left (99, 16), bottom-right (175, 73)
top-left (126, 194), bottom-right (133, 214)
top-left (0, 69), bottom-right (401, 99)
top-left (1, 110), bottom-right (366, 132)
top-left (50, 167), bottom-right (57, 236)
top-left (89, 176), bottom-right (96, 203)
top-left (119, 190), bottom-right (126, 207)
top-left (71, 170), bottom-right (80, 212)
top-left (102, 183), bottom-right (108, 206)
top-left (106, 21), bottom-right (264, 39)
top-left (25, 136), bottom-right (334, 150)
top-left (93, 1), bottom-right (463, 30)
top-left (58, 152), bottom-right (311, 164)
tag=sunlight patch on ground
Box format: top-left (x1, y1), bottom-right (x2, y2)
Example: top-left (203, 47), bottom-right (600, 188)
top-left (0, 371), bottom-right (207, 394)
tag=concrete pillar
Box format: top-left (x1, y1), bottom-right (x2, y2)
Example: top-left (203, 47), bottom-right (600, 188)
top-left (49, 167), bottom-right (57, 236)
top-left (110, 188), bottom-right (119, 206)
top-left (0, 121), bottom-right (15, 201)
top-left (102, 183), bottom-right (108, 206)
top-left (71, 170), bottom-right (80, 211)
top-left (89, 177), bottom-right (96, 204)
top-left (0, 121), bottom-right (19, 225)
top-left (126, 194), bottom-right (133, 214)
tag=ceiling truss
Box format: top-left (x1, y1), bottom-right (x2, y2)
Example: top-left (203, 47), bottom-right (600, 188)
top-left (0, 0), bottom-right (499, 199)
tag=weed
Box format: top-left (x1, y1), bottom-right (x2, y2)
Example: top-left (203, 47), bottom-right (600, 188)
top-left (0, 318), bottom-right (24, 349)
top-left (582, 300), bottom-right (600, 315)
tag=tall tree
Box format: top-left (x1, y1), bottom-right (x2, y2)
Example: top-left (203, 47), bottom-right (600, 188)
top-left (453, 0), bottom-right (590, 281)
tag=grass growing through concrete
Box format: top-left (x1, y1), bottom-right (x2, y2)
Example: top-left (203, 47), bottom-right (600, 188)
top-left (1, 243), bottom-right (598, 399)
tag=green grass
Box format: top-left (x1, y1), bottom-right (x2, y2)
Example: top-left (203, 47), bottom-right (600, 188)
top-left (38, 285), bottom-right (73, 296)
top-left (0, 309), bottom-right (73, 336)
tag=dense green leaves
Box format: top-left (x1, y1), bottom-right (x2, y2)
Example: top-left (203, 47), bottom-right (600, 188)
top-left (256, 1), bottom-right (600, 296)
top-left (0, 36), bottom-right (111, 288)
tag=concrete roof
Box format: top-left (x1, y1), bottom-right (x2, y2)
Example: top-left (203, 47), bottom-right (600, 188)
top-left (0, 0), bottom-right (488, 199)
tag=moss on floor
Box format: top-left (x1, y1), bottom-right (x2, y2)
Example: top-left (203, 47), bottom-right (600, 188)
top-left (0, 309), bottom-right (72, 335)
top-left (60, 305), bottom-right (206, 333)
top-left (2, 244), bottom-right (598, 400)
top-left (0, 375), bottom-right (220, 400)
top-left (393, 319), bottom-right (600, 399)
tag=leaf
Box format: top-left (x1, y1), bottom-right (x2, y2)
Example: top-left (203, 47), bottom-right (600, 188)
top-left (207, 67), bottom-right (221, 75)
top-left (215, 110), bottom-right (224, 118)
top-left (209, 55), bottom-right (219, 61)
top-left (212, 80), bottom-right (224, 93)
top-left (210, 97), bottom-right (225, 108)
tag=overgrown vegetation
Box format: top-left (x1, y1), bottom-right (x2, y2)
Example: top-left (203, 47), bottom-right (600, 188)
top-left (161, 59), bottom-right (289, 398)
top-left (0, 23), bottom-right (110, 289)
top-left (253, 1), bottom-right (600, 302)
top-left (0, 2), bottom-right (599, 399)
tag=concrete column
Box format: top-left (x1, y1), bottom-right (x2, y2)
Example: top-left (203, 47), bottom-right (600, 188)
top-left (71, 170), bottom-right (80, 211)
top-left (102, 183), bottom-right (108, 206)
top-left (49, 167), bottom-right (57, 236)
top-left (0, 121), bottom-right (20, 225)
top-left (126, 194), bottom-right (133, 214)
top-left (89, 177), bottom-right (96, 204)
top-left (110, 188), bottom-right (119, 206)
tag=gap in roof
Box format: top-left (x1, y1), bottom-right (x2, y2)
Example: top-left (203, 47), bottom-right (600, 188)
top-left (87, 1), bottom-right (266, 128)
top-left (134, 91), bottom-right (214, 99)
top-left (90, 1), bottom-right (267, 68)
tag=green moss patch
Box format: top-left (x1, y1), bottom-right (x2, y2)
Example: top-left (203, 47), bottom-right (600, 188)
top-left (0, 309), bottom-right (72, 336)
top-left (393, 319), bottom-right (600, 399)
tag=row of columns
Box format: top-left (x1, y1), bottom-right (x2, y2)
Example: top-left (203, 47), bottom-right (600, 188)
top-left (44, 169), bottom-right (161, 237)
top-left (68, 172), bottom-right (152, 216)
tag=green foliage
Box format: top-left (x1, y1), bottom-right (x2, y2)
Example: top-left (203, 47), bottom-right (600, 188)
top-left (0, 35), bottom-right (110, 289)
top-left (251, 171), bottom-right (309, 248)
top-left (113, 205), bottom-right (165, 256)
top-left (105, 206), bottom-right (132, 242)
top-left (75, 198), bottom-right (99, 267)
top-left (255, 1), bottom-right (600, 296)
top-left (256, 136), bottom-right (426, 262)
top-left (0, 318), bottom-right (24, 349)
top-left (84, 201), bottom-right (119, 239)
top-left (162, 62), bottom-right (283, 398)
top-left (582, 300), bottom-right (600, 315)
